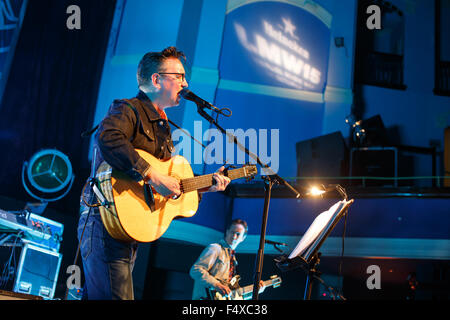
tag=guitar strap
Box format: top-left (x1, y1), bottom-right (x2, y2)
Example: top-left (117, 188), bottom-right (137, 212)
top-left (218, 243), bottom-right (239, 284)
top-left (166, 118), bottom-right (206, 149)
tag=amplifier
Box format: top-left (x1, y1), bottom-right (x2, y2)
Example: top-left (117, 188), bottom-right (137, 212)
top-left (0, 209), bottom-right (64, 251)
top-left (27, 213), bottom-right (64, 251)
top-left (13, 242), bottom-right (62, 299)
top-left (296, 131), bottom-right (348, 185)
top-left (349, 147), bottom-right (398, 187)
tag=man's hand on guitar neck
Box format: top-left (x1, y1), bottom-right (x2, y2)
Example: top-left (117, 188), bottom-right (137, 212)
top-left (144, 165), bottom-right (230, 197)
top-left (144, 167), bottom-right (181, 198)
top-left (200, 166), bottom-right (231, 193)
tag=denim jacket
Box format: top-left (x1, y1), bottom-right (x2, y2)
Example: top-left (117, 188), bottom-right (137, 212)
top-left (95, 90), bottom-right (174, 180)
top-left (81, 91), bottom-right (174, 207)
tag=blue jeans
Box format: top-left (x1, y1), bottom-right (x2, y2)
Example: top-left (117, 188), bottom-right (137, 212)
top-left (77, 206), bottom-right (138, 300)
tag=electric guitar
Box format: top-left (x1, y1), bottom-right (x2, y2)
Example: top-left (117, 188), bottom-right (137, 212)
top-left (206, 275), bottom-right (282, 300)
top-left (95, 149), bottom-right (257, 242)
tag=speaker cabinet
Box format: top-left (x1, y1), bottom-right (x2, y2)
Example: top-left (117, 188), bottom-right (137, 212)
top-left (13, 242), bottom-right (62, 299)
top-left (350, 147), bottom-right (398, 186)
top-left (296, 131), bottom-right (348, 186)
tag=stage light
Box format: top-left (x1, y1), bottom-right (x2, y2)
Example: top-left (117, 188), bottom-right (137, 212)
top-left (21, 149), bottom-right (75, 208)
top-left (306, 184), bottom-right (348, 200)
top-left (308, 186), bottom-right (326, 196)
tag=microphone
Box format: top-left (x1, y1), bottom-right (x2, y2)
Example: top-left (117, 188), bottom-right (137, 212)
top-left (179, 88), bottom-right (231, 116)
top-left (264, 239), bottom-right (288, 247)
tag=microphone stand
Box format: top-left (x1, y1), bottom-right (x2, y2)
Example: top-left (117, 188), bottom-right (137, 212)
top-left (193, 102), bottom-right (301, 300)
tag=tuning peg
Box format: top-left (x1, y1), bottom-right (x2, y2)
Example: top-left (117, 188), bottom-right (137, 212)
top-left (224, 164), bottom-right (237, 170)
top-left (223, 164), bottom-right (237, 177)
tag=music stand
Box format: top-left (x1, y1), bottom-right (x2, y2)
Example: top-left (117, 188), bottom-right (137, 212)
top-left (275, 197), bottom-right (354, 300)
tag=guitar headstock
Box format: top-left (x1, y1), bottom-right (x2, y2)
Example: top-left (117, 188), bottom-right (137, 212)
top-left (270, 275), bottom-right (282, 288)
top-left (229, 275), bottom-right (241, 289)
top-left (243, 164), bottom-right (257, 181)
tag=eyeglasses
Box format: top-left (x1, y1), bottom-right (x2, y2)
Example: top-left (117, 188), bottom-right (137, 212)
top-left (158, 72), bottom-right (186, 82)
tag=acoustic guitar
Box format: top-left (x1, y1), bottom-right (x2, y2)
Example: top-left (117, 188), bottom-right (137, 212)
top-left (206, 275), bottom-right (282, 300)
top-left (95, 149), bottom-right (257, 242)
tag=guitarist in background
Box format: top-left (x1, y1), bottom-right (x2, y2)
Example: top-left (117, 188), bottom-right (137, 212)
top-left (190, 219), bottom-right (265, 300)
top-left (77, 46), bottom-right (230, 300)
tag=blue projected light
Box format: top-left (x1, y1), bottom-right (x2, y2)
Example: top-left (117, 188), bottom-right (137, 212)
top-left (220, 1), bottom-right (331, 93)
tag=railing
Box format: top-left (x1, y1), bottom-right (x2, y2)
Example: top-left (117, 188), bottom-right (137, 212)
top-left (227, 176), bottom-right (450, 199)
top-left (294, 176), bottom-right (449, 189)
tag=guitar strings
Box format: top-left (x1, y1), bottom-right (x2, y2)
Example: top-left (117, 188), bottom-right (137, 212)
top-left (180, 169), bottom-right (242, 187)
top-left (180, 168), bottom-right (244, 193)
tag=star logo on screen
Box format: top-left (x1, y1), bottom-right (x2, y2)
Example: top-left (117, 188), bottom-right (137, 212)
top-left (282, 17), bottom-right (296, 38)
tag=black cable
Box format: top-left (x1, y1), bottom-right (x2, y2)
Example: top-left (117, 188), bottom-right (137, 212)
top-left (81, 179), bottom-right (101, 208)
top-left (63, 208), bottom-right (90, 300)
top-left (64, 174), bottom-right (97, 299)
top-left (63, 147), bottom-right (100, 300)
top-left (0, 232), bottom-right (23, 289)
top-left (311, 273), bottom-right (346, 300)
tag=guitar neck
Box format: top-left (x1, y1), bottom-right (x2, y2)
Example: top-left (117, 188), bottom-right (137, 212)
top-left (236, 279), bottom-right (274, 298)
top-left (181, 167), bottom-right (248, 193)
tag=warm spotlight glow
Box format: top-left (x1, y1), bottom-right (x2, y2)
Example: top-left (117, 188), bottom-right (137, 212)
top-left (309, 186), bottom-right (325, 196)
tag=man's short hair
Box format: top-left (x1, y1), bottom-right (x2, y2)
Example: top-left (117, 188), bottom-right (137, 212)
top-left (228, 219), bottom-right (248, 237)
top-left (137, 46), bottom-right (186, 89)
